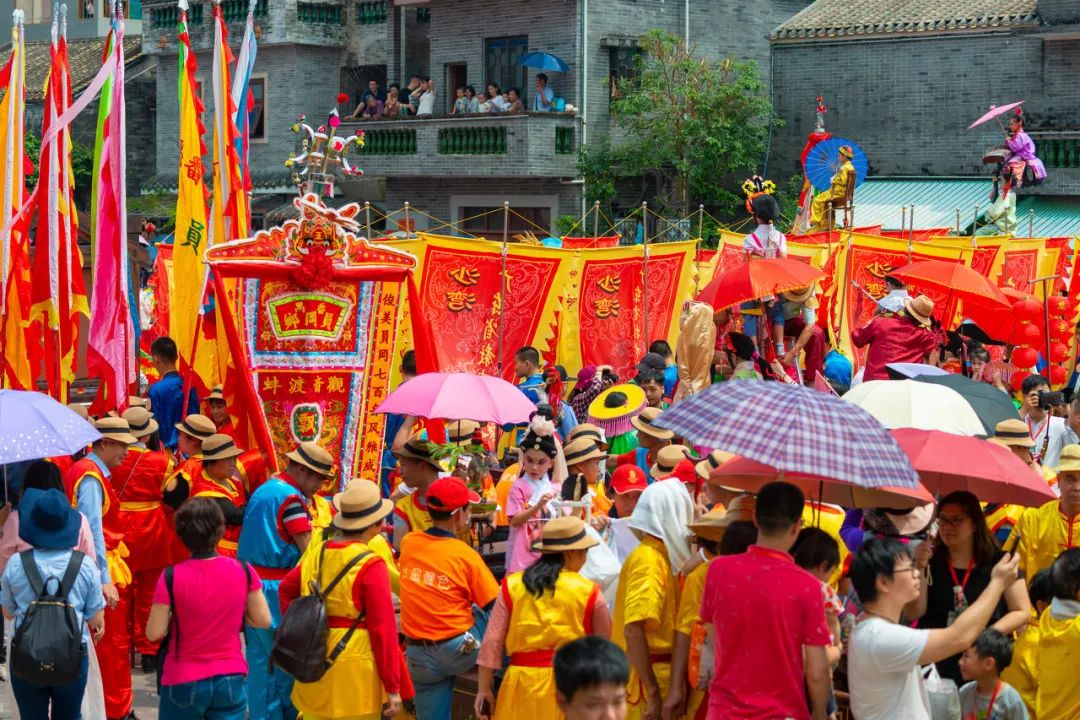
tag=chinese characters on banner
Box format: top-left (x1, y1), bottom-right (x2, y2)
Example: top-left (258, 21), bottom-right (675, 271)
top-left (357, 281), bottom-right (403, 480)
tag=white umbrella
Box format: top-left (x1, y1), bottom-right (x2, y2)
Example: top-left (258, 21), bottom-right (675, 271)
top-left (0, 389), bottom-right (101, 464)
top-left (842, 380), bottom-right (986, 436)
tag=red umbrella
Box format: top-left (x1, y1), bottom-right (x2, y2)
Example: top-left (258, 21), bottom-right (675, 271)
top-left (965, 288), bottom-right (1044, 345)
top-left (890, 428), bottom-right (1056, 507)
top-left (696, 258), bottom-right (824, 311)
top-left (890, 259), bottom-right (1010, 308)
top-left (707, 455), bottom-right (934, 509)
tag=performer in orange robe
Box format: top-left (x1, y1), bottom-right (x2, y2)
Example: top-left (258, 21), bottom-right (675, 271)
top-left (113, 407), bottom-right (174, 667)
top-left (165, 434), bottom-right (248, 557)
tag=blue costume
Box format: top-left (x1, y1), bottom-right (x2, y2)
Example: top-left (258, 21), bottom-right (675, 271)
top-left (236, 476), bottom-right (307, 720)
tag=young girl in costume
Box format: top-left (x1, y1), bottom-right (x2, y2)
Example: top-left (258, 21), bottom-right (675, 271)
top-left (505, 415), bottom-right (564, 573)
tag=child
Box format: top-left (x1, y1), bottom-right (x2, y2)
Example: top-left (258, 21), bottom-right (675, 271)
top-left (505, 416), bottom-right (561, 573)
top-left (741, 193), bottom-right (787, 352)
top-left (452, 85), bottom-right (468, 114)
top-left (1001, 569), bottom-right (1051, 717)
top-left (958, 629), bottom-right (1029, 719)
top-left (1035, 548), bottom-right (1080, 719)
top-left (477, 91), bottom-right (492, 113)
top-left (554, 636), bottom-right (630, 720)
top-left (793, 528), bottom-right (843, 720)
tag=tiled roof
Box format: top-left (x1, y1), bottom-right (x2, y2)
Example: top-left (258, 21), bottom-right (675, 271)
top-left (139, 170), bottom-right (295, 194)
top-left (20, 35), bottom-right (143, 102)
top-left (772, 0), bottom-right (1040, 40)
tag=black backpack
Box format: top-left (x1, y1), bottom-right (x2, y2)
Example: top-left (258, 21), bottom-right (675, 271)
top-left (271, 544), bottom-right (370, 683)
top-left (10, 550), bottom-right (86, 685)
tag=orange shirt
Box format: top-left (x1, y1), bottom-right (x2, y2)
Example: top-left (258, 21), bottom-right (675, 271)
top-left (398, 529), bottom-right (499, 641)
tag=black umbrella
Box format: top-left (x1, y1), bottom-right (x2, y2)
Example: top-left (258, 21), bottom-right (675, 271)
top-left (912, 374), bottom-right (1020, 436)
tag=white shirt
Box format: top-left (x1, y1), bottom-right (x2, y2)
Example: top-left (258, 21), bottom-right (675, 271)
top-left (491, 94), bottom-right (510, 112)
top-left (848, 616), bottom-right (931, 720)
top-left (1031, 414), bottom-right (1069, 468)
top-left (742, 223), bottom-right (787, 258)
top-left (417, 90), bottom-right (435, 116)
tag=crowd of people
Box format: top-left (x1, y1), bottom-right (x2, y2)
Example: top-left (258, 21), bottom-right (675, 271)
top-left (4, 243), bottom-right (1080, 720)
top-left (349, 73), bottom-right (560, 120)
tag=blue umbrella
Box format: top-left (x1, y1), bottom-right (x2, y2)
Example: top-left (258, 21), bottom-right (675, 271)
top-left (0, 390), bottom-right (101, 464)
top-left (516, 52), bottom-right (570, 73)
top-left (805, 137), bottom-right (869, 192)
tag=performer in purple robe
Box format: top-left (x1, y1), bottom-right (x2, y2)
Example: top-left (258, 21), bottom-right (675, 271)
top-left (988, 108), bottom-right (1047, 234)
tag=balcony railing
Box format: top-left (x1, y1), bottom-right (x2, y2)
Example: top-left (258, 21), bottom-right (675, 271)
top-left (356, 0), bottom-right (387, 24)
top-left (343, 112), bottom-right (579, 176)
top-left (298, 2), bottom-right (344, 23)
top-left (1032, 133), bottom-right (1080, 169)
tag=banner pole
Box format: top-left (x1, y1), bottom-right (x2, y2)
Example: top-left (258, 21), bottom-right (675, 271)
top-left (642, 201), bottom-right (649, 350)
top-left (496, 201), bottom-right (509, 377)
top-left (592, 200), bottom-right (599, 239)
top-left (1029, 208), bottom-right (1035, 239)
top-left (697, 204), bottom-right (704, 241)
top-left (955, 207), bottom-right (961, 236)
top-left (403, 201), bottom-right (410, 238)
top-left (364, 201), bottom-right (372, 239)
top-left (972, 204), bottom-right (979, 239)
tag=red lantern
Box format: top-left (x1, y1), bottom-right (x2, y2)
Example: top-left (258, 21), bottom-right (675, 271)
top-left (1010, 322), bottom-right (1041, 347)
top-left (1010, 372), bottom-right (1031, 394)
top-left (1013, 299), bottom-right (1043, 324)
top-left (1048, 296), bottom-right (1069, 318)
top-left (1050, 364), bottom-right (1069, 386)
top-left (1049, 318), bottom-right (1072, 341)
top-left (1012, 346), bottom-right (1039, 370)
top-left (1050, 341), bottom-right (1070, 363)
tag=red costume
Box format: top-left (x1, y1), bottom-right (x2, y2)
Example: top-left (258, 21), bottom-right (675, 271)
top-left (110, 445), bottom-right (173, 657)
top-left (64, 457), bottom-right (132, 720)
top-left (237, 448), bottom-right (269, 495)
top-left (189, 469), bottom-right (247, 558)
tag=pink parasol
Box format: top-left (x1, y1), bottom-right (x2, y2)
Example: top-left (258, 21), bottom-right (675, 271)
top-left (968, 101), bottom-right (1024, 129)
top-left (375, 372), bottom-right (538, 425)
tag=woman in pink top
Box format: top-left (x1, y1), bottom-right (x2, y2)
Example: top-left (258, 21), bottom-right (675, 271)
top-left (505, 417), bottom-right (562, 573)
top-left (146, 498), bottom-right (271, 720)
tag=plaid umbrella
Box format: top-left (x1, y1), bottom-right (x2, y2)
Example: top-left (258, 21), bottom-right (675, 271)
top-left (655, 382), bottom-right (918, 489)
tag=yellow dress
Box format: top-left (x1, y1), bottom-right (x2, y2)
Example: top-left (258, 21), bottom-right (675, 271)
top-left (291, 540), bottom-right (388, 720)
top-left (494, 570), bottom-right (600, 720)
top-left (675, 560), bottom-right (711, 720)
top-left (1001, 622), bottom-right (1040, 718)
top-left (612, 535), bottom-right (680, 720)
top-left (1009, 500), bottom-right (1080, 579)
top-left (1036, 607), bottom-right (1080, 719)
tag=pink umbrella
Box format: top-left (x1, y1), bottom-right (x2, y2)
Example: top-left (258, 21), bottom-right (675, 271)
top-left (968, 101), bottom-right (1024, 129)
top-left (375, 372), bottom-right (538, 425)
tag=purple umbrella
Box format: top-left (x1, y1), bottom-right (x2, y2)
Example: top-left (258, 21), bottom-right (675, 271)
top-left (654, 382), bottom-right (918, 489)
top-left (0, 389), bottom-right (101, 464)
top-left (375, 372), bottom-right (538, 425)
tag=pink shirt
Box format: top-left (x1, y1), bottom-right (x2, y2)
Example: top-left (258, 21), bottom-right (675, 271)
top-left (504, 475), bottom-right (559, 574)
top-left (700, 545), bottom-right (831, 719)
top-left (154, 555), bottom-right (261, 685)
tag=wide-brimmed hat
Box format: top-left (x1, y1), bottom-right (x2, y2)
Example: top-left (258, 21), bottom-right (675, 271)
top-left (175, 414), bottom-right (216, 441)
top-left (67, 403), bottom-right (89, 420)
top-left (650, 444), bottom-right (691, 480)
top-left (1058, 444), bottom-right (1080, 473)
top-left (567, 423), bottom-right (607, 449)
top-left (989, 418), bottom-right (1035, 449)
top-left (95, 417), bottom-right (138, 445)
top-left (630, 407), bottom-right (674, 441)
top-left (285, 441), bottom-right (335, 477)
top-left (121, 406), bottom-right (159, 438)
top-left (207, 384), bottom-right (225, 402)
top-left (563, 437), bottom-right (607, 467)
top-left (838, 144), bottom-right (854, 159)
top-left (883, 504), bottom-right (936, 537)
top-left (783, 284), bottom-right (819, 309)
top-left (18, 488), bottom-right (81, 550)
top-left (902, 294), bottom-right (934, 327)
top-left (127, 396), bottom-right (150, 410)
top-left (332, 479), bottom-right (393, 532)
top-left (694, 449), bottom-right (735, 481)
top-left (610, 464), bottom-right (648, 495)
top-left (446, 419), bottom-right (480, 447)
top-left (392, 432), bottom-right (442, 470)
top-left (201, 434), bottom-right (245, 462)
top-left (688, 495), bottom-right (756, 541)
top-left (588, 384), bottom-right (646, 437)
top-left (530, 516), bottom-right (598, 553)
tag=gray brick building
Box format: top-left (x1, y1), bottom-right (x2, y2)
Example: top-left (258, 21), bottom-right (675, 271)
top-left (141, 0), bottom-right (809, 236)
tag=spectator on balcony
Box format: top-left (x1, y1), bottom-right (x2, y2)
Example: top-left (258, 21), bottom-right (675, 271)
top-left (451, 86), bottom-right (469, 115)
top-left (487, 83), bottom-right (509, 112)
top-left (404, 75), bottom-right (423, 114)
top-left (533, 73), bottom-right (554, 112)
top-left (465, 85), bottom-right (479, 113)
top-left (507, 87), bottom-right (526, 114)
top-left (358, 78), bottom-right (386, 108)
top-left (414, 77), bottom-right (436, 117)
top-left (477, 91), bottom-right (493, 113)
top-left (354, 95), bottom-right (383, 119)
top-left (382, 84), bottom-right (403, 118)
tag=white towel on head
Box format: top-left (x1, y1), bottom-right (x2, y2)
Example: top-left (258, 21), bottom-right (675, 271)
top-left (627, 480), bottom-right (695, 572)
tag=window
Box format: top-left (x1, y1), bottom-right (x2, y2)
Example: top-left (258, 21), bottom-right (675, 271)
top-left (460, 206), bottom-right (551, 239)
top-left (81, 0), bottom-right (96, 19)
top-left (248, 76), bottom-right (267, 142)
top-left (484, 36), bottom-right (528, 98)
top-left (608, 46), bottom-right (641, 102)
top-left (14, 0), bottom-right (51, 24)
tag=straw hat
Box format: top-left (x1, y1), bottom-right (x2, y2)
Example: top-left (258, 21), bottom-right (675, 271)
top-left (127, 396), bottom-right (149, 410)
top-left (447, 419), bottom-right (480, 446)
top-left (285, 441), bottom-right (335, 477)
top-left (332, 480), bottom-right (393, 532)
top-left (694, 449), bottom-right (735, 481)
top-left (567, 423), bottom-right (607, 449)
top-left (650, 444), bottom-right (691, 481)
top-left (838, 144), bottom-right (854, 159)
top-left (587, 384), bottom-right (646, 437)
top-left (688, 496), bottom-right (757, 541)
top-left (563, 437), bottom-right (607, 467)
top-left (989, 418), bottom-right (1036, 449)
top-left (1058, 444), bottom-right (1080, 473)
top-left (201, 434), bottom-right (245, 462)
top-left (392, 432), bottom-right (442, 470)
top-left (95, 417), bottom-right (138, 445)
top-left (67, 403), bottom-right (89, 420)
top-left (902, 295), bottom-right (934, 327)
top-left (207, 384), bottom-right (225, 402)
top-left (783, 284), bottom-right (820, 309)
top-left (630, 407), bottom-right (674, 441)
top-left (175, 414), bottom-right (216, 441)
top-left (530, 516), bottom-right (598, 553)
top-left (122, 406), bottom-right (159, 438)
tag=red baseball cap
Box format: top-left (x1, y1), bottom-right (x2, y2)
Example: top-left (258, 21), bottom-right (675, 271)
top-left (426, 477), bottom-right (481, 512)
top-left (610, 464), bottom-right (648, 495)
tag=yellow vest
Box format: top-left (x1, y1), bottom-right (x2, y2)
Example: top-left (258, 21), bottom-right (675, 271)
top-left (494, 570), bottom-right (599, 720)
top-left (1009, 500), bottom-right (1080, 579)
top-left (394, 492), bottom-right (432, 534)
top-left (291, 540), bottom-right (388, 718)
top-left (1036, 607), bottom-right (1080, 720)
top-left (311, 494), bottom-right (333, 530)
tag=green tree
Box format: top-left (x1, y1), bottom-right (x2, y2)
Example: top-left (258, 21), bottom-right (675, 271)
top-left (580, 30), bottom-right (776, 219)
top-left (24, 132), bottom-right (96, 211)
